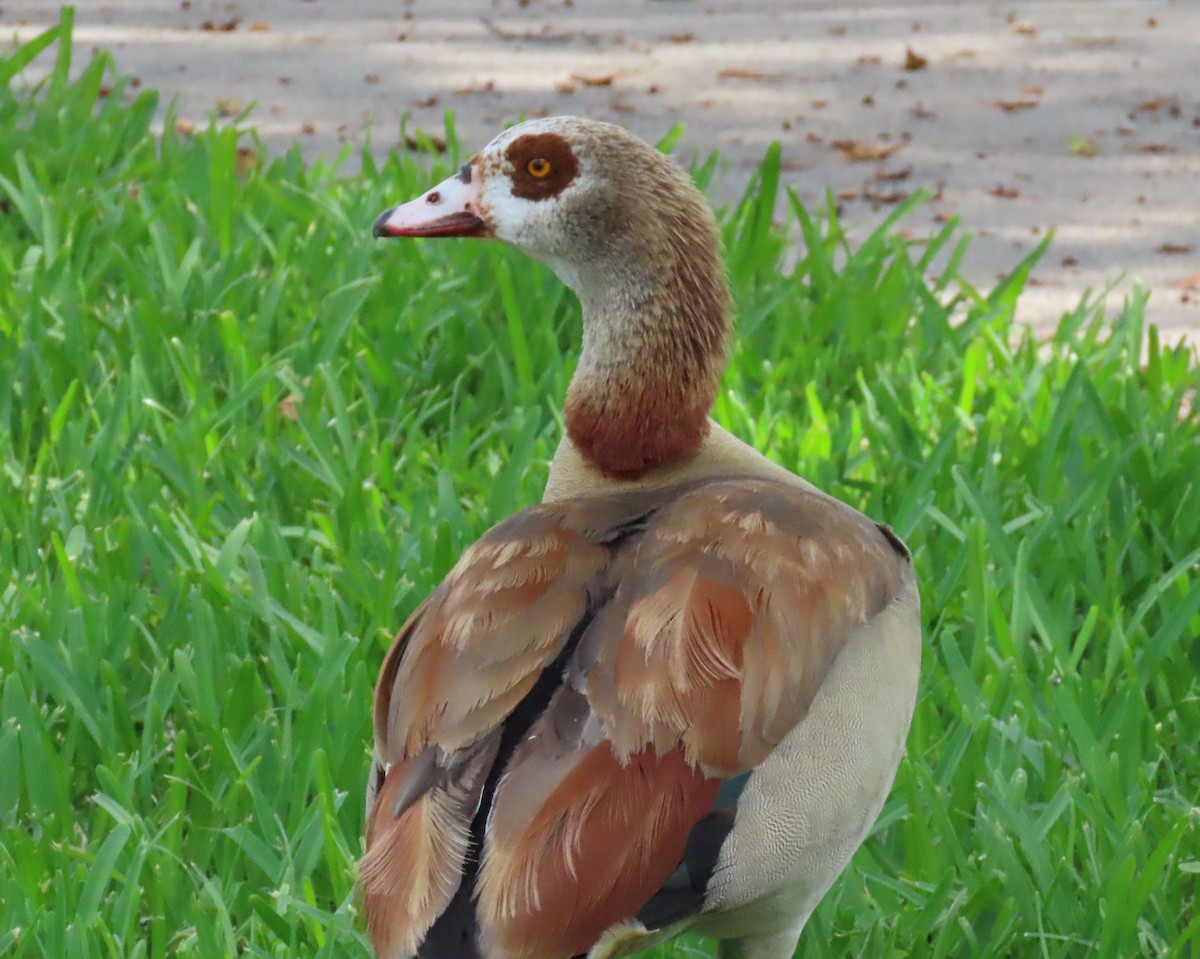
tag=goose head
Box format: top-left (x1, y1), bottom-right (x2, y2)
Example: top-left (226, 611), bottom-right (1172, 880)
top-left (374, 116), bottom-right (731, 480)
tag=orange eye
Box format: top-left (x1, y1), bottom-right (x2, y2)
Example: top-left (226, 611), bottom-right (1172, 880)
top-left (526, 157), bottom-right (553, 178)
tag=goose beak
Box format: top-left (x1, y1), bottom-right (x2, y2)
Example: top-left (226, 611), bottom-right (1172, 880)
top-left (373, 163), bottom-right (489, 239)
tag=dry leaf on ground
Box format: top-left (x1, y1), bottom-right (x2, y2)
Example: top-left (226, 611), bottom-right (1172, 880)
top-left (572, 73), bottom-right (617, 87)
top-left (1158, 243), bottom-right (1194, 255)
top-left (832, 139), bottom-right (899, 161)
top-left (404, 133), bottom-right (448, 153)
top-left (1136, 96), bottom-right (1180, 115)
top-left (718, 67), bottom-right (782, 81)
top-left (235, 147), bottom-right (258, 174)
top-left (902, 47), bottom-right (928, 70)
top-left (864, 188), bottom-right (910, 204)
top-left (995, 99), bottom-right (1039, 112)
top-left (1068, 135), bottom-right (1099, 157)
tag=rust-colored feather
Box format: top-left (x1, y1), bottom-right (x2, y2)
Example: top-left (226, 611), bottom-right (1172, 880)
top-left (478, 735), bottom-right (719, 959)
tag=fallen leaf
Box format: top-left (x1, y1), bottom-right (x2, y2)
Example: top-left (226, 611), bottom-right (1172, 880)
top-left (554, 81), bottom-right (576, 94)
top-left (404, 133), bottom-right (448, 153)
top-left (989, 184), bottom-right (1020, 199)
top-left (201, 17), bottom-right (239, 31)
top-left (832, 139), bottom-right (899, 161)
top-left (1136, 95), bottom-right (1180, 115)
top-left (572, 73), bottom-right (616, 86)
top-left (236, 147), bottom-right (259, 174)
top-left (663, 31), bottom-right (694, 43)
top-left (1138, 143), bottom-right (1178, 155)
top-left (718, 67), bottom-right (781, 81)
top-left (301, 122), bottom-right (316, 135)
top-left (1158, 243), bottom-right (1194, 254)
top-left (364, 73), bottom-right (380, 84)
top-left (413, 94), bottom-right (439, 108)
top-left (910, 102), bottom-right (937, 120)
top-left (856, 54), bottom-right (883, 65)
top-left (836, 189), bottom-right (860, 201)
top-left (1022, 85), bottom-right (1045, 96)
top-left (610, 101), bottom-right (635, 113)
top-left (874, 166), bottom-right (913, 182)
top-left (1068, 135), bottom-right (1099, 157)
top-left (902, 47), bottom-right (928, 70)
top-left (827, 25), bottom-right (847, 36)
top-left (864, 187), bottom-right (910, 204)
top-left (1069, 35), bottom-right (1118, 50)
top-left (249, 20), bottom-right (269, 31)
top-left (994, 98), bottom-right (1039, 112)
top-left (216, 97), bottom-right (242, 117)
top-left (1061, 255), bottom-right (1079, 266)
top-left (1011, 20), bottom-right (1037, 36)
top-left (1173, 273), bottom-right (1200, 290)
top-left (278, 394), bottom-right (300, 421)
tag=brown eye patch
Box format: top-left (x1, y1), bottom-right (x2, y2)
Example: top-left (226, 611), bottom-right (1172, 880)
top-left (506, 132), bottom-right (579, 201)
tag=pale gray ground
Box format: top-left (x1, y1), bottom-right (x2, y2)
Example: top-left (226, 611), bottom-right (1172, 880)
top-left (4, 0), bottom-right (1198, 345)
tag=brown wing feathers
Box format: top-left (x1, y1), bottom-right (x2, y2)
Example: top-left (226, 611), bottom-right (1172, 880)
top-left (362, 477), bottom-right (910, 959)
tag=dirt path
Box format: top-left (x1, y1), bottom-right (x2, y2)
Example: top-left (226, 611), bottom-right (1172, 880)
top-left (5, 0), bottom-right (1198, 344)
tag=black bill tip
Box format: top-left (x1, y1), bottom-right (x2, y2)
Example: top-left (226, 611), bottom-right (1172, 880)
top-left (372, 207), bottom-right (396, 238)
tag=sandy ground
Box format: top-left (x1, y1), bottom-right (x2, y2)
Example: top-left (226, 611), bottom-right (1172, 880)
top-left (4, 0), bottom-right (1199, 345)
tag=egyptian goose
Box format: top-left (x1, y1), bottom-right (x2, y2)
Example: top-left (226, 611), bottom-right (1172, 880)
top-left (364, 116), bottom-right (921, 959)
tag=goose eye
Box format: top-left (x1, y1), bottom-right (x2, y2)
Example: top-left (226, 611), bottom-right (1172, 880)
top-left (526, 158), bottom-right (553, 178)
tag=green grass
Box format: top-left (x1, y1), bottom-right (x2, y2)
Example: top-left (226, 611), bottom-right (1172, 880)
top-left (2, 12), bottom-right (1198, 959)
